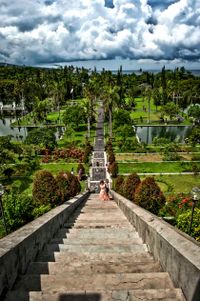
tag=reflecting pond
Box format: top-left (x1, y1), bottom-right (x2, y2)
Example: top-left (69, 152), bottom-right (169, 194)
top-left (136, 126), bottom-right (193, 144)
top-left (0, 118), bottom-right (65, 141)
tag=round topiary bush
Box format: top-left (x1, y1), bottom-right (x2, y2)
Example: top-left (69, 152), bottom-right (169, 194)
top-left (114, 175), bottom-right (124, 194)
top-left (33, 170), bottom-right (60, 206)
top-left (122, 173), bottom-right (141, 201)
top-left (56, 171), bottom-right (81, 202)
top-left (134, 177), bottom-right (165, 215)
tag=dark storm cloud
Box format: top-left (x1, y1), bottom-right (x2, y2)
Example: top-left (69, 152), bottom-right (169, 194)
top-left (0, 0), bottom-right (199, 66)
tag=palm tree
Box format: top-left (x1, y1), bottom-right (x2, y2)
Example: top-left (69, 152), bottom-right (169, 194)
top-left (102, 85), bottom-right (120, 138)
top-left (83, 81), bottom-right (99, 137)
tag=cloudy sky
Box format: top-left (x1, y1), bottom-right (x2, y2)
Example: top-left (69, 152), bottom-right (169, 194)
top-left (0, 0), bottom-right (200, 70)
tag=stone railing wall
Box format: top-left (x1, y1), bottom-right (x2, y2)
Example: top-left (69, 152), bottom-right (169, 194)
top-left (111, 190), bottom-right (200, 301)
top-left (0, 192), bottom-right (89, 298)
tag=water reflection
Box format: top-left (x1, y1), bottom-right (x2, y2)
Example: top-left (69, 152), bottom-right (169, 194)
top-left (136, 126), bottom-right (192, 144)
top-left (0, 118), bottom-right (65, 141)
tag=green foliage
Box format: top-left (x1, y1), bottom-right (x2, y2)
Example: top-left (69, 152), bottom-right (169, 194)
top-left (62, 105), bottom-right (86, 129)
top-left (188, 105), bottom-right (200, 120)
top-left (122, 173), bottom-right (141, 201)
top-left (32, 204), bottom-right (52, 218)
top-left (25, 128), bottom-right (57, 150)
top-left (33, 170), bottom-right (60, 206)
top-left (113, 109), bottom-right (132, 129)
top-left (161, 102), bottom-right (180, 119)
top-left (153, 137), bottom-right (171, 145)
top-left (2, 193), bottom-right (34, 231)
top-left (135, 177), bottom-right (165, 215)
top-left (177, 208), bottom-right (200, 241)
top-left (188, 126), bottom-right (200, 146)
top-left (162, 143), bottom-right (181, 161)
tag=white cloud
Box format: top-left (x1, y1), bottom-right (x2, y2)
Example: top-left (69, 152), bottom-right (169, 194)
top-left (0, 0), bottom-right (199, 65)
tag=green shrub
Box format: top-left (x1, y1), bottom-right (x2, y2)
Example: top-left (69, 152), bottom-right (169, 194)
top-left (135, 177), bottom-right (165, 215)
top-left (122, 173), bottom-right (141, 201)
top-left (33, 170), bottom-right (60, 206)
top-left (2, 193), bottom-right (34, 231)
top-left (177, 208), bottom-right (200, 241)
top-left (33, 204), bottom-right (52, 218)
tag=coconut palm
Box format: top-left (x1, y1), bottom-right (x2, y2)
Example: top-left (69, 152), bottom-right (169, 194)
top-left (102, 85), bottom-right (120, 138)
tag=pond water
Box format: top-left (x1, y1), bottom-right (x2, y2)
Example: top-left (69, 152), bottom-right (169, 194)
top-left (135, 126), bottom-right (193, 144)
top-left (0, 118), bottom-right (65, 141)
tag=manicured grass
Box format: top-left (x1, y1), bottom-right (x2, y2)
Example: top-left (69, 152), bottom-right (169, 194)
top-left (57, 128), bottom-right (96, 147)
top-left (40, 163), bottom-right (80, 174)
top-left (118, 162), bottom-right (200, 173)
top-left (154, 174), bottom-right (200, 195)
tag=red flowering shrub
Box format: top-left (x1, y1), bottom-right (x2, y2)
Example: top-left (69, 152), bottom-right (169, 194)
top-left (159, 194), bottom-right (193, 218)
top-left (122, 173), bottom-right (141, 201)
top-left (33, 170), bottom-right (60, 206)
top-left (135, 177), bottom-right (165, 215)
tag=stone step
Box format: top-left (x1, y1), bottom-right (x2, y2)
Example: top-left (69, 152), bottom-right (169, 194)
top-left (63, 222), bottom-right (133, 229)
top-left (50, 237), bottom-right (142, 245)
top-left (13, 272), bottom-right (174, 292)
top-left (27, 260), bottom-right (162, 275)
top-left (5, 288), bottom-right (186, 301)
top-left (42, 243), bottom-right (148, 254)
top-left (33, 288), bottom-right (185, 301)
top-left (56, 228), bottom-right (139, 239)
top-left (36, 251), bottom-right (154, 263)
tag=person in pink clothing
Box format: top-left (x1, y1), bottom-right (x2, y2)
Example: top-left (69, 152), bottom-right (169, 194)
top-left (99, 180), bottom-right (110, 201)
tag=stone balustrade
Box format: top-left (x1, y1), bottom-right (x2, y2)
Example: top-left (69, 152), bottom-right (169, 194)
top-left (0, 192), bottom-right (89, 298)
top-left (111, 190), bottom-right (200, 301)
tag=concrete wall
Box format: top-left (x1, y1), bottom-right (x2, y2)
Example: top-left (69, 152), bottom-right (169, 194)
top-left (111, 190), bottom-right (200, 301)
top-left (0, 192), bottom-right (89, 298)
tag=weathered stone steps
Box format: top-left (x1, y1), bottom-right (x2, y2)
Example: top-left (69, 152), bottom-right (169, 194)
top-left (4, 194), bottom-right (186, 301)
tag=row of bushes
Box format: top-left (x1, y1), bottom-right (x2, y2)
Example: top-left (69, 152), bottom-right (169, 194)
top-left (114, 174), bottom-right (200, 241)
top-left (106, 140), bottom-right (118, 178)
top-left (2, 169), bottom-right (81, 233)
top-left (114, 173), bottom-right (165, 215)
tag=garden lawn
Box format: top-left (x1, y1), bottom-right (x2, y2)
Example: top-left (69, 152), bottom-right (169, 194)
top-left (154, 174), bottom-right (200, 195)
top-left (118, 162), bottom-right (200, 174)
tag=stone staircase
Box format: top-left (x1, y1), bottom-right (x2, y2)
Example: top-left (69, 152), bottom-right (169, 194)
top-left (5, 194), bottom-right (186, 301)
top-left (89, 107), bottom-right (107, 192)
